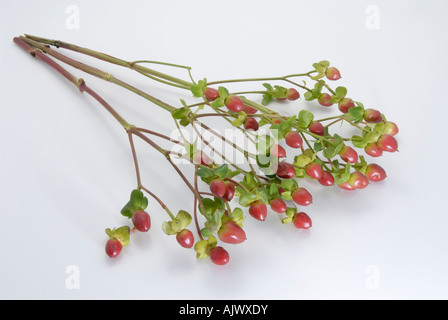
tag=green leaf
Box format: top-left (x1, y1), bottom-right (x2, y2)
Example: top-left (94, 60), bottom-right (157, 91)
top-left (282, 207), bottom-right (297, 224)
top-left (213, 164), bottom-right (229, 179)
top-left (351, 135), bottom-right (367, 148)
top-left (210, 97), bottom-right (225, 109)
top-left (231, 112), bottom-right (247, 127)
top-left (218, 86), bottom-right (229, 98)
top-left (196, 166), bottom-right (213, 179)
top-left (256, 134), bottom-right (274, 155)
top-left (194, 236), bottom-right (218, 259)
top-left (298, 110), bottom-right (314, 129)
top-left (239, 192), bottom-right (259, 207)
top-left (335, 86), bottom-right (347, 99)
top-left (191, 84), bottom-right (203, 97)
top-left (281, 179), bottom-right (298, 192)
top-left (121, 189), bottom-right (149, 218)
top-left (294, 154), bottom-right (312, 168)
top-left (107, 226), bottom-right (131, 246)
top-left (228, 207), bottom-right (245, 227)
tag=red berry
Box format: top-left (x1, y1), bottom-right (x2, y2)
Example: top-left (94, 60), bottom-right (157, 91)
top-left (276, 162), bottom-right (296, 179)
top-left (244, 117), bottom-right (259, 131)
top-left (348, 171), bottom-right (369, 189)
top-left (193, 151), bottom-right (211, 166)
top-left (210, 246), bottom-right (229, 265)
top-left (270, 198), bottom-right (287, 213)
top-left (285, 131), bottom-right (303, 149)
top-left (319, 171), bottom-right (335, 186)
top-left (305, 162), bottom-right (323, 180)
top-left (377, 134), bottom-right (398, 152)
top-left (325, 67), bottom-right (341, 81)
top-left (365, 143), bottom-right (383, 157)
top-left (293, 212), bottom-right (312, 229)
top-left (286, 88), bottom-right (300, 100)
top-left (218, 221), bottom-right (246, 244)
top-left (105, 239), bottom-right (123, 258)
top-left (242, 104), bottom-right (258, 115)
top-left (309, 122), bottom-right (325, 136)
top-left (384, 121), bottom-right (399, 136)
top-left (363, 108), bottom-right (383, 123)
top-left (339, 146), bottom-right (359, 164)
top-left (365, 164), bottom-right (387, 182)
top-left (270, 144), bottom-right (286, 158)
top-left (132, 210), bottom-right (151, 232)
top-left (272, 118), bottom-right (282, 124)
top-left (204, 87), bottom-right (219, 101)
top-left (225, 95), bottom-right (244, 112)
top-left (318, 93), bottom-right (333, 107)
top-left (222, 181), bottom-right (235, 202)
top-left (338, 98), bottom-right (355, 113)
top-left (292, 188), bottom-right (313, 206)
top-left (249, 201), bottom-right (268, 221)
top-left (338, 182), bottom-right (356, 191)
top-left (210, 179), bottom-right (226, 198)
top-left (176, 229), bottom-right (194, 248)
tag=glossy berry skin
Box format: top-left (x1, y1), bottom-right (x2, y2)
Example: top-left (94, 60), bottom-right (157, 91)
top-left (348, 172), bottom-right (369, 189)
top-left (363, 108), bottom-right (383, 123)
top-left (292, 188), bottom-right (313, 206)
top-left (270, 144), bottom-right (286, 158)
top-left (210, 179), bottom-right (226, 198)
top-left (193, 151), bottom-right (211, 166)
top-left (204, 87), bottom-right (219, 101)
top-left (222, 182), bottom-right (235, 202)
top-left (218, 221), bottom-right (246, 244)
top-left (276, 162), bottom-right (296, 179)
top-left (338, 182), bottom-right (356, 191)
top-left (339, 146), bottom-right (359, 164)
top-left (293, 212), bottom-right (312, 229)
top-left (132, 210), bottom-right (151, 232)
top-left (176, 229), bottom-right (194, 248)
top-left (270, 198), bottom-right (287, 213)
top-left (365, 164), bottom-right (387, 182)
top-left (309, 122), bottom-right (325, 136)
top-left (325, 67), bottom-right (341, 81)
top-left (384, 121), bottom-right (399, 136)
top-left (105, 239), bottom-right (122, 258)
top-left (242, 104), bottom-right (258, 115)
top-left (365, 143), bottom-right (383, 157)
top-left (319, 171), bottom-right (335, 186)
top-left (285, 131), bottom-right (303, 149)
top-left (286, 88), bottom-right (300, 100)
top-left (249, 201), bottom-right (268, 221)
top-left (305, 162), bottom-right (323, 180)
top-left (318, 93), bottom-right (333, 107)
top-left (210, 246), bottom-right (229, 265)
top-left (225, 95), bottom-right (244, 112)
top-left (338, 98), bottom-right (355, 113)
top-left (377, 134), bottom-right (398, 152)
top-left (244, 117), bottom-right (259, 131)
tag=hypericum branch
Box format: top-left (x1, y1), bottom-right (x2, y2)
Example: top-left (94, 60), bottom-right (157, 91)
top-left (15, 34), bottom-right (399, 266)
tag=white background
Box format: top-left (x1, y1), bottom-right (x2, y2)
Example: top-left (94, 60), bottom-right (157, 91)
top-left (1, 0), bottom-right (448, 300)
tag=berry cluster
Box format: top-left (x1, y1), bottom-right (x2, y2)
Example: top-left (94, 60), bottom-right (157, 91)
top-left (14, 35), bottom-right (399, 266)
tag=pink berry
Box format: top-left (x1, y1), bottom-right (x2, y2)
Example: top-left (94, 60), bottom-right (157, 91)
top-left (193, 151), bottom-right (211, 166)
top-left (293, 212), bottom-right (312, 229)
top-left (244, 117), bottom-right (259, 131)
top-left (286, 88), bottom-right (300, 100)
top-left (209, 179), bottom-right (226, 198)
top-left (338, 181), bottom-right (356, 191)
top-left (384, 122), bottom-right (399, 136)
top-left (276, 162), bottom-right (296, 179)
top-left (319, 171), bottom-right (335, 186)
top-left (218, 221), bottom-right (246, 244)
top-left (132, 210), bottom-right (151, 232)
top-left (348, 172), bottom-right (369, 189)
top-left (339, 146), bottom-right (359, 164)
top-left (309, 122), bottom-right (325, 136)
top-left (325, 67), bottom-right (341, 81)
top-left (365, 164), bottom-right (387, 182)
top-left (225, 95), bottom-right (244, 112)
top-left (270, 144), bottom-right (286, 158)
top-left (270, 198), bottom-right (287, 213)
top-left (210, 246), bottom-right (229, 265)
top-left (292, 188), bottom-right (313, 206)
top-left (105, 239), bottom-right (122, 258)
top-left (318, 93), bottom-right (333, 107)
top-left (377, 134), bottom-right (398, 152)
top-left (176, 229), bottom-right (194, 248)
top-left (222, 181), bottom-right (235, 202)
top-left (242, 104), bottom-right (258, 115)
top-left (338, 98), bottom-right (355, 113)
top-left (285, 131), bottom-right (303, 149)
top-left (204, 87), bottom-right (220, 101)
top-left (365, 143), bottom-right (383, 157)
top-left (363, 109), bottom-right (383, 123)
top-left (249, 201), bottom-right (268, 221)
top-left (305, 162), bottom-right (323, 180)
